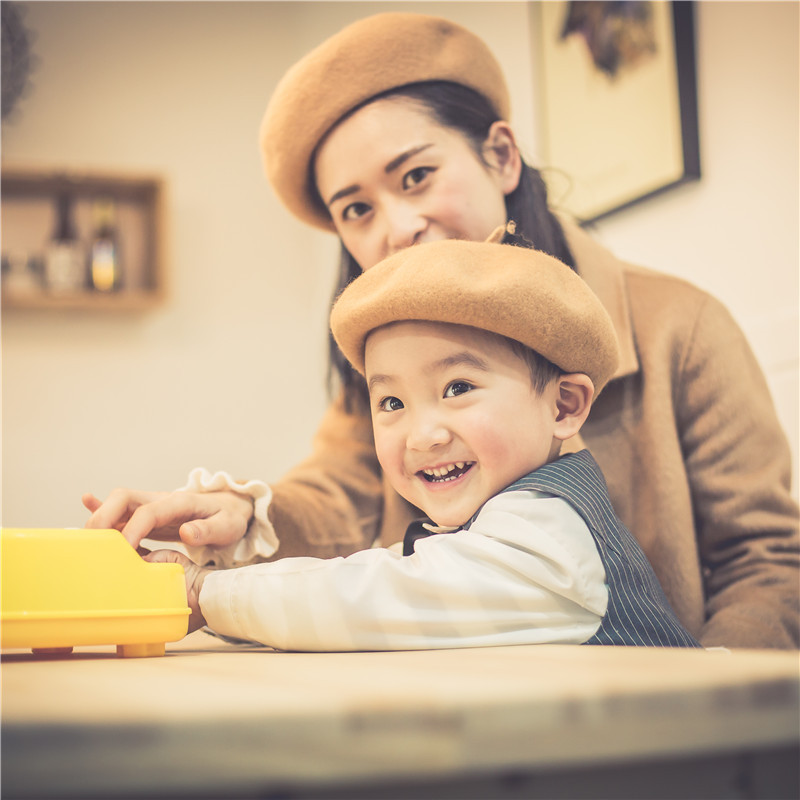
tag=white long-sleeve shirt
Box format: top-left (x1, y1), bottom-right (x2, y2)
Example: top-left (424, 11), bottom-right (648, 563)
top-left (197, 488), bottom-right (608, 651)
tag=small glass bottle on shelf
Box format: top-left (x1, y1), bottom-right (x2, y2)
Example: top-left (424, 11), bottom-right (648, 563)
top-left (44, 192), bottom-right (85, 293)
top-left (88, 198), bottom-right (122, 292)
top-left (2, 251), bottom-right (41, 295)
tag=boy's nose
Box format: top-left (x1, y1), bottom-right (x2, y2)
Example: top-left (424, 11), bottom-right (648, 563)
top-left (406, 410), bottom-right (452, 452)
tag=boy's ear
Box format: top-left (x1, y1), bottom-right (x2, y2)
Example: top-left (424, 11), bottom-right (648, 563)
top-left (553, 374), bottom-right (594, 442)
top-left (482, 121), bottom-right (522, 196)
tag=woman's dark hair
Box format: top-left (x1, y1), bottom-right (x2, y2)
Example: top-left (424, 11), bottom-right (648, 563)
top-left (323, 81), bottom-right (575, 411)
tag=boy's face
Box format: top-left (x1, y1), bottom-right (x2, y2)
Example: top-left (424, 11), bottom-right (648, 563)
top-left (365, 321), bottom-right (563, 528)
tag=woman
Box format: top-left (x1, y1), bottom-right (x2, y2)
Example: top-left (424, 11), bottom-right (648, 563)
top-left (84, 13), bottom-right (799, 649)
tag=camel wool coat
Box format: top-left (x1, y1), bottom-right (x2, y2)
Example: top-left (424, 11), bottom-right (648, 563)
top-left (266, 221), bottom-right (800, 649)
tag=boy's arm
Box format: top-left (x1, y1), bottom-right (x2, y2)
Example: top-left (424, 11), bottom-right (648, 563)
top-left (195, 492), bottom-right (608, 651)
top-left (144, 549), bottom-right (211, 634)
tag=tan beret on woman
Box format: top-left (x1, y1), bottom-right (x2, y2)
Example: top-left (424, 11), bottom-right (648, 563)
top-left (260, 13), bottom-right (511, 231)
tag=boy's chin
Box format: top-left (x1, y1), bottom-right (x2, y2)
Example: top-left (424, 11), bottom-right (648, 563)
top-left (409, 493), bottom-right (482, 530)
top-left (425, 509), bottom-right (476, 530)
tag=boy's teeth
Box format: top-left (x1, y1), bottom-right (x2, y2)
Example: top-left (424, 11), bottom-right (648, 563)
top-left (423, 462), bottom-right (470, 480)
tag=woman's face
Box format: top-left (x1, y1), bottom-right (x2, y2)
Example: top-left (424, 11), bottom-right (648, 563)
top-left (314, 96), bottom-right (519, 270)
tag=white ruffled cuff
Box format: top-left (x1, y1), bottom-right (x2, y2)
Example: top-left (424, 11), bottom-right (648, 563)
top-left (178, 468), bottom-right (279, 568)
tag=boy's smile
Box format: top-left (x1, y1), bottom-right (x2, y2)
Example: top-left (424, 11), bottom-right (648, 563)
top-left (421, 461), bottom-right (473, 483)
top-left (365, 320), bottom-right (564, 528)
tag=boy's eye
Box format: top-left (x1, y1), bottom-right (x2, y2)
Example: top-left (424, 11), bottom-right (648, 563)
top-left (402, 166), bottom-right (433, 190)
top-left (342, 201), bottom-right (371, 221)
top-left (378, 396), bottom-right (404, 412)
top-left (444, 381), bottom-right (473, 398)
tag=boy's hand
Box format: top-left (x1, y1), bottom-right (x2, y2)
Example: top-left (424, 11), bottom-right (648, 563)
top-left (144, 549), bottom-right (211, 633)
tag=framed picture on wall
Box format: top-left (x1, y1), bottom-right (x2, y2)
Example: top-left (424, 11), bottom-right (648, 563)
top-left (535, 0), bottom-right (700, 224)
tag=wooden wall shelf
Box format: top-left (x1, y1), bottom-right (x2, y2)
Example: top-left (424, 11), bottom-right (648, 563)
top-left (1, 166), bottom-right (166, 311)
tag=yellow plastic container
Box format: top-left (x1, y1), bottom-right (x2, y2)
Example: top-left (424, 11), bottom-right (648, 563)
top-left (1, 528), bottom-right (190, 657)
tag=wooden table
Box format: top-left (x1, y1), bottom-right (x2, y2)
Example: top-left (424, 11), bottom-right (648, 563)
top-left (2, 631), bottom-right (798, 799)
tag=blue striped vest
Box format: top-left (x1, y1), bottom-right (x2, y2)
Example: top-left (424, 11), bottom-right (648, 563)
top-left (478, 450), bottom-right (701, 647)
top-left (404, 450), bottom-right (702, 647)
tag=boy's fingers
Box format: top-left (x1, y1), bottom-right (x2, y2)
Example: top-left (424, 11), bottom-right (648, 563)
top-left (143, 548), bottom-right (184, 565)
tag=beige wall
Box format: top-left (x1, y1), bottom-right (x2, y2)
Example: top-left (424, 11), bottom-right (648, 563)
top-left (2, 1), bottom-right (797, 527)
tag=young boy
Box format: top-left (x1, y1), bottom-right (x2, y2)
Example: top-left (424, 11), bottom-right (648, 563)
top-left (150, 238), bottom-right (700, 650)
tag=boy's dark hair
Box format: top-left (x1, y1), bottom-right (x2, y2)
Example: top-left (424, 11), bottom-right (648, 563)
top-left (324, 81), bottom-right (575, 411)
top-left (504, 337), bottom-right (565, 395)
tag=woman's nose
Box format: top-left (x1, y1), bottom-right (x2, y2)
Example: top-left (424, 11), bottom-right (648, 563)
top-left (383, 201), bottom-right (426, 255)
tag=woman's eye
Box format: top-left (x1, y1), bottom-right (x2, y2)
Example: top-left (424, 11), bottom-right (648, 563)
top-left (402, 166), bottom-right (433, 190)
top-left (342, 201), bottom-right (371, 221)
top-left (444, 381), bottom-right (473, 398)
top-left (378, 396), bottom-right (404, 412)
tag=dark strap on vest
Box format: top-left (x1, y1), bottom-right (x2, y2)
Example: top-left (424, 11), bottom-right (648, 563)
top-left (403, 518), bottom-right (435, 556)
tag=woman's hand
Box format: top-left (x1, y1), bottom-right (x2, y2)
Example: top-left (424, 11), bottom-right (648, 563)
top-left (82, 488), bottom-right (254, 552)
top-left (144, 549), bottom-right (210, 633)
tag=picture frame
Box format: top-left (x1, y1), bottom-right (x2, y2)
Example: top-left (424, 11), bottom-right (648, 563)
top-left (535, 0), bottom-right (700, 224)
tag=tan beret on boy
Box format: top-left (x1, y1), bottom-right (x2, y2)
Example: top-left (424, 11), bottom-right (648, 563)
top-left (330, 240), bottom-right (620, 396)
top-left (260, 13), bottom-right (510, 231)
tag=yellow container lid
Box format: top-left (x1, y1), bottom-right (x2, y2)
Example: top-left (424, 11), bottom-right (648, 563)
top-left (1, 528), bottom-right (190, 657)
